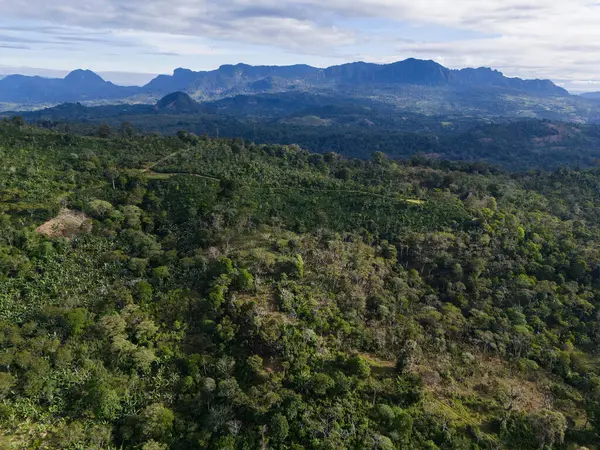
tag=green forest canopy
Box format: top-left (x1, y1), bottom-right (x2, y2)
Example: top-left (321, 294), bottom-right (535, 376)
top-left (1, 119), bottom-right (600, 448)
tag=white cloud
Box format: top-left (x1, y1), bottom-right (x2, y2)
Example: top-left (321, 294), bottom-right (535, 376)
top-left (0, 1), bottom-right (355, 50)
top-left (114, 31), bottom-right (234, 57)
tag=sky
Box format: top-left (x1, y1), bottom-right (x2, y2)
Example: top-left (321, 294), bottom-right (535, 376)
top-left (0, 0), bottom-right (599, 92)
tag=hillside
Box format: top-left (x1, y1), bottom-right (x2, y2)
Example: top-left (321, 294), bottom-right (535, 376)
top-left (1, 119), bottom-right (600, 448)
top-left (154, 92), bottom-right (201, 113)
top-left (13, 93), bottom-right (600, 170)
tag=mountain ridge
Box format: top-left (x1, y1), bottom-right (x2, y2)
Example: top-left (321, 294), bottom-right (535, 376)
top-left (0, 59), bottom-right (569, 106)
top-left (581, 91), bottom-right (600, 100)
top-left (0, 69), bottom-right (140, 103)
top-left (143, 59), bottom-right (568, 97)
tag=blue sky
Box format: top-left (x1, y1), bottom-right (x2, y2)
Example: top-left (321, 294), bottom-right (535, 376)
top-left (1, 0), bottom-right (599, 92)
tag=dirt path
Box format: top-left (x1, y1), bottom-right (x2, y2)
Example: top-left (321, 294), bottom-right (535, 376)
top-left (141, 149), bottom-right (424, 205)
top-left (142, 146), bottom-right (193, 173)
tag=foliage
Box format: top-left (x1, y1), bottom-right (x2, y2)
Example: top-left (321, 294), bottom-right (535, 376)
top-left (1, 120), bottom-right (600, 448)
top-left (15, 92), bottom-right (600, 170)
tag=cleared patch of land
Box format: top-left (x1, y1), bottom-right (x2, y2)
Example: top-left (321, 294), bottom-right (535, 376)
top-left (35, 208), bottom-right (92, 239)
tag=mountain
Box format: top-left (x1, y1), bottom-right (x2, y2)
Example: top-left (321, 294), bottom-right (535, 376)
top-left (154, 91), bottom-right (200, 113)
top-left (0, 69), bottom-right (141, 103)
top-left (144, 64), bottom-right (319, 98)
top-left (322, 59), bottom-right (451, 85)
top-left (451, 67), bottom-right (567, 94)
top-left (0, 59), bottom-right (571, 108)
top-left (581, 92), bottom-right (600, 100)
top-left (12, 92), bottom-right (202, 121)
top-left (142, 68), bottom-right (201, 95)
top-left (0, 60), bottom-right (580, 121)
top-left (144, 59), bottom-right (568, 98)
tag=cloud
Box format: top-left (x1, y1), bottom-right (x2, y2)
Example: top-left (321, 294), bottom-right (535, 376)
top-left (0, 33), bottom-right (49, 44)
top-left (55, 35), bottom-right (139, 46)
top-left (116, 31), bottom-right (240, 57)
top-left (1, 0), bottom-right (600, 86)
top-left (0, 66), bottom-right (69, 78)
top-left (0, 1), bottom-right (355, 51)
top-left (0, 44), bottom-right (30, 50)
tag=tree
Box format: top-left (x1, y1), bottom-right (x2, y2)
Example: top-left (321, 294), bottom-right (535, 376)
top-left (217, 378), bottom-right (242, 400)
top-left (396, 340), bottom-right (422, 374)
top-left (311, 373), bottom-right (334, 396)
top-left (373, 435), bottom-right (394, 450)
top-left (0, 372), bottom-right (15, 398)
top-left (121, 121), bottom-right (135, 138)
top-left (88, 199), bottom-right (114, 218)
top-left (270, 413), bottom-right (289, 443)
top-left (347, 355), bottom-right (371, 378)
top-left (63, 308), bottom-right (88, 336)
top-left (152, 266), bottom-right (171, 284)
top-left (105, 167), bottom-right (120, 190)
top-left (294, 254), bottom-right (304, 279)
top-left (133, 281), bottom-right (153, 303)
top-left (10, 116), bottom-right (26, 128)
top-left (393, 410), bottom-right (414, 445)
top-left (87, 378), bottom-right (122, 420)
top-left (247, 355), bottom-right (263, 375)
top-left (129, 258), bottom-right (149, 276)
top-left (234, 268), bottom-right (254, 291)
top-left (97, 123), bottom-right (113, 138)
top-left (375, 404), bottom-right (395, 426)
top-left (138, 403), bottom-right (175, 441)
top-left (202, 377), bottom-right (217, 395)
top-left (528, 409), bottom-right (567, 449)
top-left (372, 151), bottom-right (387, 164)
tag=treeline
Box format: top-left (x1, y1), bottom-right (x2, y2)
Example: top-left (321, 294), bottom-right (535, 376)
top-left (24, 109), bottom-right (600, 171)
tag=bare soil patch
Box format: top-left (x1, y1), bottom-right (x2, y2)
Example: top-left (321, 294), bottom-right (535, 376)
top-left (35, 208), bottom-right (92, 239)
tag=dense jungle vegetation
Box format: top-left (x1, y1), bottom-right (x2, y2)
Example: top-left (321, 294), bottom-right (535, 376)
top-left (16, 92), bottom-right (600, 171)
top-left (2, 117), bottom-right (600, 449)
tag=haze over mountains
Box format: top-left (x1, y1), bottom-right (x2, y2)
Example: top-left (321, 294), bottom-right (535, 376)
top-left (0, 58), bottom-right (570, 107)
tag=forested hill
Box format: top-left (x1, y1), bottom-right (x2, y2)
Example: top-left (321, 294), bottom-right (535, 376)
top-left (20, 96), bottom-right (600, 171)
top-left (2, 120), bottom-right (600, 449)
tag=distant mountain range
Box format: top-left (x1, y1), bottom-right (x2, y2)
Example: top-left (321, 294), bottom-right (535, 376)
top-left (0, 69), bottom-right (140, 103)
top-left (0, 59), bottom-right (570, 107)
top-left (581, 92), bottom-right (600, 100)
top-left (144, 59), bottom-right (570, 98)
